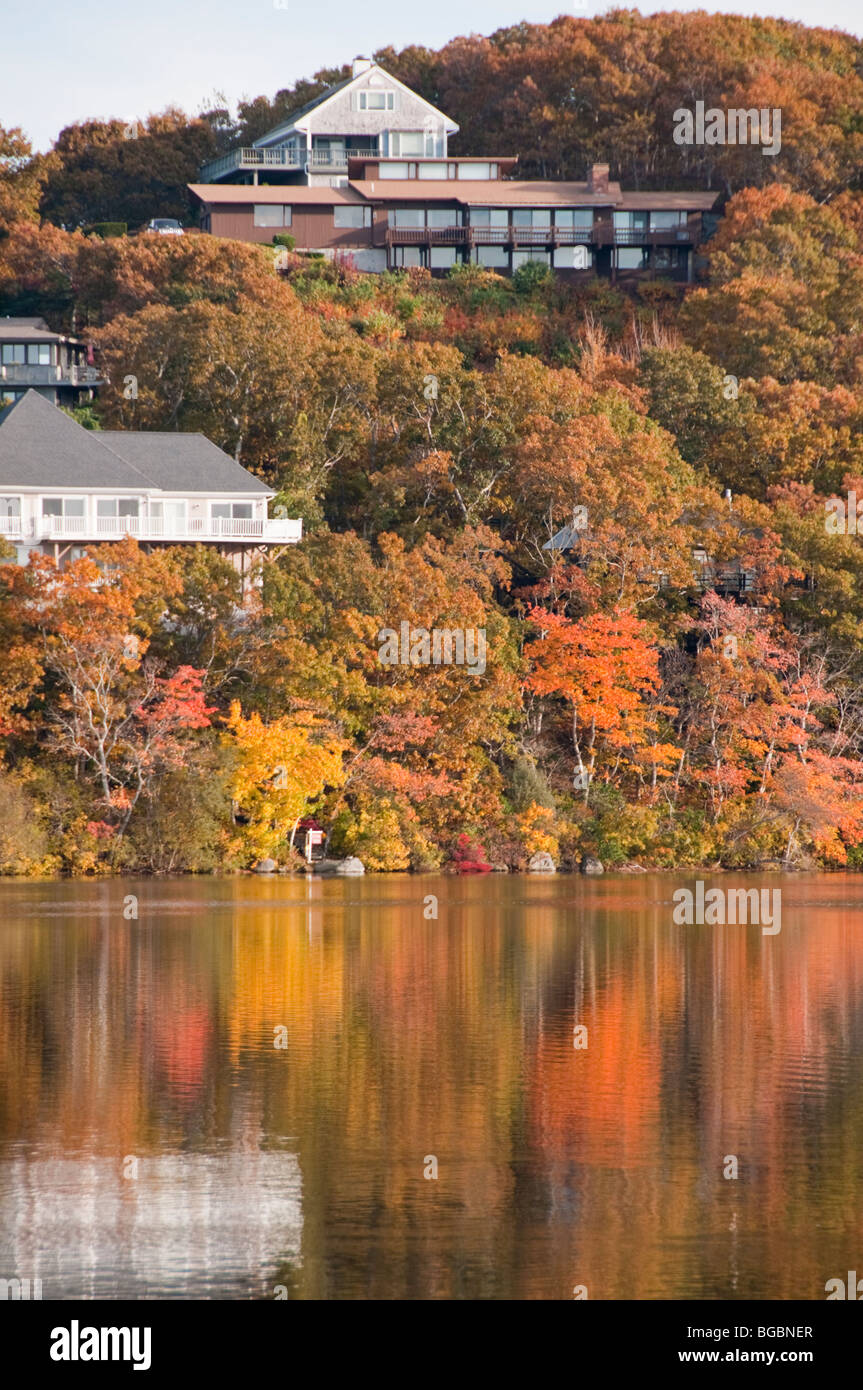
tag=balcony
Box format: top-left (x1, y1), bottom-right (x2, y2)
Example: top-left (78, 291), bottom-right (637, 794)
top-left (385, 225), bottom-right (594, 247)
top-left (200, 147), bottom-right (304, 181)
top-left (0, 363), bottom-right (104, 388)
top-left (386, 225), bottom-right (595, 247)
top-left (309, 147), bottom-right (377, 169)
top-left (596, 226), bottom-right (695, 246)
top-left (0, 515), bottom-right (303, 544)
top-left (199, 145), bottom-right (379, 181)
top-left (387, 226), bottom-right (468, 245)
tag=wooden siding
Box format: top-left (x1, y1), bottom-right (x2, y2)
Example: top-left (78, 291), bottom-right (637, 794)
top-left (209, 207), bottom-right (373, 250)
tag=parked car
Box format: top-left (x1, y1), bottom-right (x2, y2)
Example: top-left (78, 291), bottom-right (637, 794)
top-left (145, 218), bottom-right (184, 236)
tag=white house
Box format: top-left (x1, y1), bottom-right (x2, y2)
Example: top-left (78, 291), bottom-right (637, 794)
top-left (200, 57), bottom-right (459, 187)
top-left (0, 390), bottom-right (301, 573)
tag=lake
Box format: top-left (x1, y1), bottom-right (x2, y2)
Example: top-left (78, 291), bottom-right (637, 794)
top-left (1, 872), bottom-right (861, 1300)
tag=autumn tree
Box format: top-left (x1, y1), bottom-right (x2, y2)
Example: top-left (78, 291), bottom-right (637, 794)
top-left (225, 701), bottom-right (345, 863)
top-left (524, 606), bottom-right (677, 800)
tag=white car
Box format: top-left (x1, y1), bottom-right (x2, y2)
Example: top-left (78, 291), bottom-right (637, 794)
top-left (145, 218), bottom-right (184, 235)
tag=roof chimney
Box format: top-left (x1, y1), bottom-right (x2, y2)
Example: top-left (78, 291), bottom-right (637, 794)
top-left (352, 56), bottom-right (373, 78)
top-left (587, 162), bottom-right (610, 195)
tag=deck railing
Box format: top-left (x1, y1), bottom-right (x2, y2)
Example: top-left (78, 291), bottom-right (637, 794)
top-left (598, 226), bottom-right (695, 246)
top-left (0, 515), bottom-right (302, 544)
top-left (200, 146), bottom-right (378, 180)
top-left (0, 363), bottom-right (103, 386)
top-left (385, 225), bottom-right (595, 246)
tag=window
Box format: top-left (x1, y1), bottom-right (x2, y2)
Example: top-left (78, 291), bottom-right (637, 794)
top-left (1, 344), bottom-right (26, 365)
top-left (617, 247), bottom-right (650, 269)
top-left (26, 344), bottom-right (52, 365)
top-left (653, 247), bottom-right (682, 270)
top-left (555, 209), bottom-right (594, 230)
top-left (334, 206), bottom-right (372, 228)
top-left (391, 246), bottom-right (423, 267)
top-left (96, 498), bottom-right (139, 518)
top-left (512, 209), bottom-right (551, 229)
top-left (0, 496), bottom-right (21, 518)
top-left (469, 208), bottom-right (508, 227)
top-left (149, 500), bottom-right (186, 533)
top-left (553, 246), bottom-right (593, 269)
top-left (391, 132), bottom-right (424, 156)
top-left (426, 208), bottom-right (462, 228)
top-left (359, 90), bottom-right (394, 110)
top-left (212, 503), bottom-right (253, 520)
top-left (512, 250), bottom-right (550, 268)
top-left (429, 247), bottom-right (457, 268)
top-left (42, 497), bottom-right (85, 522)
top-left (649, 210), bottom-right (687, 230)
top-left (456, 162), bottom-right (495, 179)
top-left (474, 246), bottom-right (508, 268)
top-left (614, 211), bottom-right (648, 233)
top-left (418, 162), bottom-right (445, 180)
top-left (389, 208), bottom-right (425, 229)
top-left (253, 205), bottom-right (291, 227)
top-left (379, 162), bottom-right (409, 179)
top-left (511, 251), bottom-right (553, 269)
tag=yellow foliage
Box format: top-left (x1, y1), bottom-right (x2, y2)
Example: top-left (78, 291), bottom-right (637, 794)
top-left (225, 701), bottom-right (345, 862)
top-left (516, 802), bottom-right (559, 858)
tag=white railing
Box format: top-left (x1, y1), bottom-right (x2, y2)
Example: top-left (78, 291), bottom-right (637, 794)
top-left (1, 516), bottom-right (302, 544)
top-left (309, 147), bottom-right (377, 168)
top-left (199, 147), bottom-right (304, 180)
top-left (0, 363), bottom-right (103, 386)
top-left (199, 145), bottom-right (379, 180)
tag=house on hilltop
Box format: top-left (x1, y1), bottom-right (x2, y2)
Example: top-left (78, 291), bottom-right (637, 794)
top-left (191, 61), bottom-right (719, 281)
top-left (200, 57), bottom-right (458, 188)
top-left (0, 317), bottom-right (103, 409)
top-left (0, 391), bottom-right (301, 578)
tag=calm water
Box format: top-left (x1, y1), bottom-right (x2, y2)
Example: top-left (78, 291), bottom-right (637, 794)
top-left (1, 872), bottom-right (862, 1301)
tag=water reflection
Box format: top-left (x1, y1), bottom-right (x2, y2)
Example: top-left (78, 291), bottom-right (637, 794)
top-left (0, 873), bottom-right (862, 1300)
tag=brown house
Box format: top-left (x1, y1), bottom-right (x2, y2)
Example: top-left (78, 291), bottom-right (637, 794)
top-left (190, 158), bottom-right (718, 283)
top-left (191, 62), bottom-right (719, 282)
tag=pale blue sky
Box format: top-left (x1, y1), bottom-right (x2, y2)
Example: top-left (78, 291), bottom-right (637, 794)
top-left (3, 1), bottom-right (858, 151)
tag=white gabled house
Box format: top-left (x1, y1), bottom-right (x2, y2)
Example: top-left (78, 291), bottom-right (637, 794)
top-left (200, 57), bottom-right (459, 186)
top-left (0, 390), bottom-right (301, 575)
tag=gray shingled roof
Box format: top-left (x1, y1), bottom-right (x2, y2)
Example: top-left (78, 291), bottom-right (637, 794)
top-left (269, 75), bottom-right (355, 133)
top-left (0, 391), bottom-right (271, 495)
top-left (0, 316), bottom-right (75, 344)
top-left (101, 431), bottom-right (271, 494)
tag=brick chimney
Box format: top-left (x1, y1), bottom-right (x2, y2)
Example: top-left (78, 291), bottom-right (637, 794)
top-left (587, 162), bottom-right (610, 194)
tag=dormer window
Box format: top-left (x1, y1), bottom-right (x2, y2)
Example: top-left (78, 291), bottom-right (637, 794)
top-left (358, 91), bottom-right (395, 111)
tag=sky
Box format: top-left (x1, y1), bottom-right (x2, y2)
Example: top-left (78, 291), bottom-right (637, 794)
top-left (2, 0), bottom-right (859, 151)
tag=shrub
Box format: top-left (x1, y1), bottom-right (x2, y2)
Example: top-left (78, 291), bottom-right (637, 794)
top-left (506, 756), bottom-right (555, 812)
top-left (0, 772), bottom-right (49, 873)
top-left (126, 762), bottom-right (234, 873)
top-left (512, 260), bottom-right (554, 295)
top-left (88, 222), bottom-right (127, 238)
top-left (272, 232), bottom-right (296, 250)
